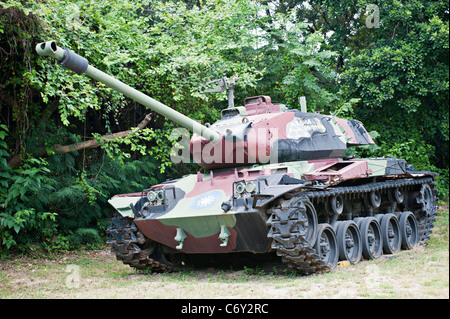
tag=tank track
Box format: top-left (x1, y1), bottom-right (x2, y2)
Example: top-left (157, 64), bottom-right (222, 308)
top-left (305, 177), bottom-right (437, 244)
top-left (267, 195), bottom-right (330, 275)
top-left (266, 176), bottom-right (438, 275)
top-left (106, 213), bottom-right (173, 272)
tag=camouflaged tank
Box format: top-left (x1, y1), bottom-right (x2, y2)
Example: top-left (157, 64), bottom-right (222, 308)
top-left (37, 41), bottom-right (438, 274)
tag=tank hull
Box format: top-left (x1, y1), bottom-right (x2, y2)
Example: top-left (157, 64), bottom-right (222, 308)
top-left (107, 157), bottom-right (437, 274)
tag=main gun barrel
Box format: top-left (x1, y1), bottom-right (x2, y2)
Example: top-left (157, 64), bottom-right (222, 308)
top-left (36, 40), bottom-right (221, 143)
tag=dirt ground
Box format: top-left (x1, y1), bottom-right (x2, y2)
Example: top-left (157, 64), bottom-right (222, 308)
top-left (1, 245), bottom-right (447, 299)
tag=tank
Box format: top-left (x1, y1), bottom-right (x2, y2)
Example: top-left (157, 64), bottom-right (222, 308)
top-left (36, 41), bottom-right (438, 274)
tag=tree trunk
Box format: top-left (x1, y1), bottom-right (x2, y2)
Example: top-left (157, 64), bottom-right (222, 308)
top-left (7, 113), bottom-right (152, 167)
top-left (53, 113), bottom-right (152, 154)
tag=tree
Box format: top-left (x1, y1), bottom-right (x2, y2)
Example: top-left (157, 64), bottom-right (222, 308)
top-left (338, 0), bottom-right (449, 169)
top-left (277, 0), bottom-right (448, 171)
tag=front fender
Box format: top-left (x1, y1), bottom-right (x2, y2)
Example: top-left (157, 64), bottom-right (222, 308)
top-left (108, 194), bottom-right (141, 218)
top-left (250, 174), bottom-right (310, 208)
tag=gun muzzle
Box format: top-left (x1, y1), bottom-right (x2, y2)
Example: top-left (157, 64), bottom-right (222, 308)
top-left (36, 41), bottom-right (65, 60)
top-left (36, 40), bottom-right (88, 75)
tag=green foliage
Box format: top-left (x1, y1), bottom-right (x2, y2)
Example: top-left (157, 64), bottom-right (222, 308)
top-left (381, 139), bottom-right (448, 199)
top-left (349, 134), bottom-right (448, 198)
top-left (382, 140), bottom-right (435, 170)
top-left (0, 123), bottom-right (163, 252)
top-left (68, 228), bottom-right (102, 250)
top-left (293, 0), bottom-right (448, 198)
top-left (43, 152), bottom-right (162, 236)
top-left (337, 0), bottom-right (449, 168)
top-left (257, 16), bottom-right (339, 110)
top-left (93, 128), bottom-right (155, 166)
top-left (147, 0), bottom-right (262, 105)
top-left (0, 125), bottom-right (57, 249)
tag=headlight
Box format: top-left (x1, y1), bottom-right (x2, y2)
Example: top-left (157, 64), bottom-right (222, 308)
top-left (245, 181), bottom-right (257, 193)
top-left (147, 191), bottom-right (157, 201)
top-left (234, 180), bottom-right (259, 196)
top-left (157, 190), bottom-right (165, 201)
top-left (235, 182), bottom-right (246, 194)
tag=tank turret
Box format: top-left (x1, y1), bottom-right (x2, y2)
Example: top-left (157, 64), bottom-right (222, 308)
top-left (191, 94), bottom-right (375, 168)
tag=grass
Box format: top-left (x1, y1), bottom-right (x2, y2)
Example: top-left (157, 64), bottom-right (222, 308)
top-left (0, 203), bottom-right (448, 299)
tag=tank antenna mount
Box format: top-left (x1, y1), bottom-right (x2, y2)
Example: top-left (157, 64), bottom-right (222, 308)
top-left (204, 76), bottom-right (239, 109)
top-left (299, 96), bottom-right (307, 113)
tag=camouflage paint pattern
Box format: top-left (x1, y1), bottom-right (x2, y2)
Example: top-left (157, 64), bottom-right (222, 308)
top-left (109, 156), bottom-right (407, 254)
